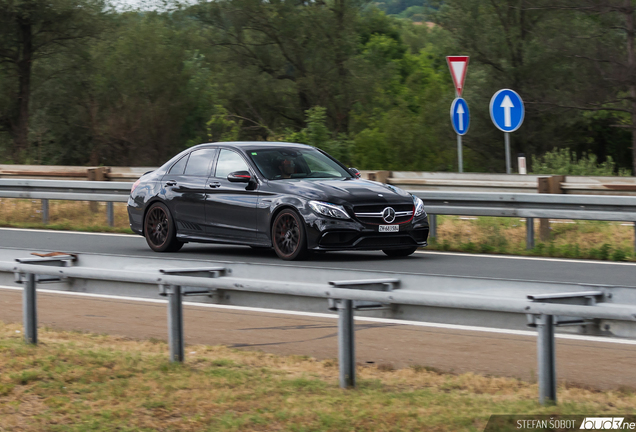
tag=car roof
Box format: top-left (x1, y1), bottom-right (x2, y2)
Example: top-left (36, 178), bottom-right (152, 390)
top-left (190, 141), bottom-right (314, 150)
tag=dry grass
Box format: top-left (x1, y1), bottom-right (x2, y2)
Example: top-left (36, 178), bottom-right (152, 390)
top-left (0, 199), bottom-right (131, 233)
top-left (429, 216), bottom-right (635, 261)
top-left (0, 321), bottom-right (634, 431)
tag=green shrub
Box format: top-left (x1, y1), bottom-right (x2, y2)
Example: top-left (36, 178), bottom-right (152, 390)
top-left (531, 148), bottom-right (631, 176)
top-left (611, 249), bottom-right (627, 261)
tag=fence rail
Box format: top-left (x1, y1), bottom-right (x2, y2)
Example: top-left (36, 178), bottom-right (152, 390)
top-left (1, 179), bottom-right (634, 250)
top-left (1, 249), bottom-right (635, 405)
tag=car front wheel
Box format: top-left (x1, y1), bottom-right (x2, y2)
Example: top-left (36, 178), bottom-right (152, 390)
top-left (382, 247), bottom-right (418, 258)
top-left (272, 209), bottom-right (308, 260)
top-left (144, 202), bottom-right (184, 252)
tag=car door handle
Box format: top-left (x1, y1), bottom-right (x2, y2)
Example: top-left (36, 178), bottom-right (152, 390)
top-left (165, 180), bottom-right (177, 187)
top-left (208, 182), bottom-right (221, 188)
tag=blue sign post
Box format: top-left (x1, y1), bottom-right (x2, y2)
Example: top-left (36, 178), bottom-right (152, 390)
top-left (489, 89), bottom-right (524, 173)
top-left (450, 98), bottom-right (469, 173)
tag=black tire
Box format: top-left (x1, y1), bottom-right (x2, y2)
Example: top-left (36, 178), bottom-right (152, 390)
top-left (271, 209), bottom-right (308, 260)
top-left (382, 247), bottom-right (418, 258)
top-left (144, 202), bottom-right (184, 252)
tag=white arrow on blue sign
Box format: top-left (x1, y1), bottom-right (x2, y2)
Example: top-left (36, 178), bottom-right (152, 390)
top-left (489, 89), bottom-right (524, 132)
top-left (450, 97), bottom-right (470, 135)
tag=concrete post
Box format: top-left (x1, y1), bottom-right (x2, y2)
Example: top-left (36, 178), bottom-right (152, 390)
top-left (168, 285), bottom-right (184, 362)
top-left (537, 314), bottom-right (557, 405)
top-left (23, 273), bottom-right (37, 344)
top-left (338, 299), bottom-right (355, 388)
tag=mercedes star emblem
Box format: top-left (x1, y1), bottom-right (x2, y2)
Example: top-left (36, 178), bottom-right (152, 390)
top-left (382, 207), bottom-right (396, 223)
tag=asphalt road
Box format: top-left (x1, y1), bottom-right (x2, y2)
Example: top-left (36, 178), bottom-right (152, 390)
top-left (0, 227), bottom-right (634, 287)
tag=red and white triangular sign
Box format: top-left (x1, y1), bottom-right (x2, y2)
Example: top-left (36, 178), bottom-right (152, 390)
top-left (446, 56), bottom-right (469, 96)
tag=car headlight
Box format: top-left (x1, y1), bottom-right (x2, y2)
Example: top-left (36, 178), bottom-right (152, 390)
top-left (412, 195), bottom-right (426, 217)
top-left (309, 201), bottom-right (351, 220)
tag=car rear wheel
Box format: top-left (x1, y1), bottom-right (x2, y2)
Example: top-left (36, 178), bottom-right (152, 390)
top-left (272, 209), bottom-right (308, 260)
top-left (382, 247), bottom-right (418, 257)
top-left (144, 202), bottom-right (184, 252)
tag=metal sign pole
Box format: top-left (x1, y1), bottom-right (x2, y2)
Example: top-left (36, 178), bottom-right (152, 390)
top-left (457, 134), bottom-right (463, 173)
top-left (505, 132), bottom-right (511, 174)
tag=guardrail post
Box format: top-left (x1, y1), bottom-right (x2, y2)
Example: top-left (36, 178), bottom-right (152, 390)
top-left (526, 217), bottom-right (534, 250)
top-left (41, 199), bottom-right (49, 225)
top-left (536, 314), bottom-right (557, 405)
top-left (337, 299), bottom-right (356, 388)
top-left (168, 285), bottom-right (184, 362)
top-left (23, 273), bottom-right (37, 344)
top-left (429, 214), bottom-right (437, 239)
top-left (107, 202), bottom-right (114, 227)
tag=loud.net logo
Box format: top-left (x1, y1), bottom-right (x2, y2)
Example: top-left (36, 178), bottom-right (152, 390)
top-left (580, 418), bottom-right (634, 430)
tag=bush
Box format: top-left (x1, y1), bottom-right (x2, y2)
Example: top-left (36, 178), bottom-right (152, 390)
top-left (611, 249), bottom-right (627, 262)
top-left (531, 148), bottom-right (631, 176)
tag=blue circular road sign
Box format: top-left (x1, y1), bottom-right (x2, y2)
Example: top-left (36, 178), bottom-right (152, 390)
top-left (450, 97), bottom-right (470, 135)
top-left (489, 89), bottom-right (524, 132)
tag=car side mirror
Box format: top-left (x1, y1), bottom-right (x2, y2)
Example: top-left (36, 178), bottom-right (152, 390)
top-left (228, 171), bottom-right (252, 183)
top-left (349, 168), bottom-right (361, 178)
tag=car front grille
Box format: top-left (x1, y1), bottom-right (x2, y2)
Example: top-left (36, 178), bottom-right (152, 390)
top-left (353, 204), bottom-right (414, 225)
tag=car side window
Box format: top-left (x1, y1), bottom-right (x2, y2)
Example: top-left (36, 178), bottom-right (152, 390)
top-left (184, 149), bottom-right (217, 176)
top-left (215, 149), bottom-right (249, 179)
top-left (168, 154), bottom-right (188, 175)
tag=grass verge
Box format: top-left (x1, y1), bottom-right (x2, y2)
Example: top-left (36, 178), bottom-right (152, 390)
top-left (427, 216), bottom-right (635, 262)
top-left (1, 321), bottom-right (634, 431)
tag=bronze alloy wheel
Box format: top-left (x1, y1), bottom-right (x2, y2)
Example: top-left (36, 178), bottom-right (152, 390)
top-left (272, 209), bottom-right (307, 260)
top-left (144, 202), bottom-right (183, 252)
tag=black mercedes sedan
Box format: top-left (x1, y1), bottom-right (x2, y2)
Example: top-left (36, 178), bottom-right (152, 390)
top-left (127, 142), bottom-right (429, 260)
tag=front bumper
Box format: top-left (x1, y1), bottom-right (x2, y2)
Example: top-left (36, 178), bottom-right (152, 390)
top-left (303, 213), bottom-right (429, 251)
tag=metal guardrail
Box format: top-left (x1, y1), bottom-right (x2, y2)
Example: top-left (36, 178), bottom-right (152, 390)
top-left (0, 180), bottom-right (635, 250)
top-left (0, 179), bottom-right (131, 226)
top-left (1, 249), bottom-right (636, 404)
top-left (410, 190), bottom-right (636, 252)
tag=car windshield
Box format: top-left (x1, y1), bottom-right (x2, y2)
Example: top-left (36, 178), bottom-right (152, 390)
top-left (247, 147), bottom-right (352, 180)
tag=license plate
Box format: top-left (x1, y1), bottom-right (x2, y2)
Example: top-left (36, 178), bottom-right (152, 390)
top-left (379, 225), bottom-right (399, 232)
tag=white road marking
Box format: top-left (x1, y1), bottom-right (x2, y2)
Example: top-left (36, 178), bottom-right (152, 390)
top-left (416, 250), bottom-right (636, 266)
top-left (1, 285), bottom-right (634, 346)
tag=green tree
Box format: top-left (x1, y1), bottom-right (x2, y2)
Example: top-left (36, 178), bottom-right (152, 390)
top-left (0, 0), bottom-right (106, 162)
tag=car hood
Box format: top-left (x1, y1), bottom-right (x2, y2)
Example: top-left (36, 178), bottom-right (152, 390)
top-left (268, 178), bottom-right (413, 206)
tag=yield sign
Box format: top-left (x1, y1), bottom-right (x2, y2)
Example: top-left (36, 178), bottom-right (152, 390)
top-left (446, 56), bottom-right (469, 96)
